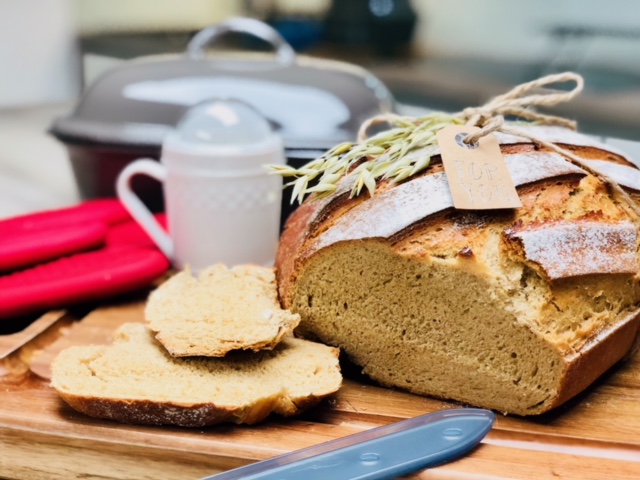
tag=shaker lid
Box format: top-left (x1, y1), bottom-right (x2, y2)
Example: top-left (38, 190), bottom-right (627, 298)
top-left (49, 17), bottom-right (396, 159)
top-left (162, 98), bottom-right (283, 163)
top-left (173, 98), bottom-right (274, 146)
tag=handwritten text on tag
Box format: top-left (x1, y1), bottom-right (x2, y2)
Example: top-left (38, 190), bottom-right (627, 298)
top-left (436, 125), bottom-right (522, 210)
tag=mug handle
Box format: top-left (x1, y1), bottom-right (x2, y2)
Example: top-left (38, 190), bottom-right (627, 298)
top-left (116, 159), bottom-right (174, 260)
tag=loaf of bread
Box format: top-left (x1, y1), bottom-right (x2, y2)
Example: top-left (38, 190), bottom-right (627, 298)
top-left (276, 125), bottom-right (640, 415)
top-left (146, 264), bottom-right (300, 357)
top-left (51, 322), bottom-right (342, 426)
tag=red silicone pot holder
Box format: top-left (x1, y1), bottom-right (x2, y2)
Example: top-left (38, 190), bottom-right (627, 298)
top-left (0, 246), bottom-right (170, 319)
top-left (0, 199), bottom-right (131, 272)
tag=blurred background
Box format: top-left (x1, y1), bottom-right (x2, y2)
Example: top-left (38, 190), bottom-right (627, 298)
top-left (1, 0), bottom-right (639, 218)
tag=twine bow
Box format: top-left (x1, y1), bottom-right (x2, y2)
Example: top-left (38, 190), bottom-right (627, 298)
top-left (457, 71), bottom-right (583, 145)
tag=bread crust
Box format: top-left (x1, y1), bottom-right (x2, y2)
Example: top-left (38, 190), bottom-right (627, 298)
top-left (57, 393), bottom-right (242, 427)
top-left (276, 126), bottom-right (640, 415)
top-left (276, 201), bottom-right (320, 308)
top-left (550, 308), bottom-right (640, 413)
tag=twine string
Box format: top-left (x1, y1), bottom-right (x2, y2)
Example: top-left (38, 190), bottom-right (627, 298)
top-left (461, 115), bottom-right (504, 146)
top-left (500, 125), bottom-right (640, 218)
top-left (357, 72), bottom-right (584, 143)
top-left (458, 71), bottom-right (584, 144)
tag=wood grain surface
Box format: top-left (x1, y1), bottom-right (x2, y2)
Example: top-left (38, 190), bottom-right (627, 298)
top-left (1, 292), bottom-right (639, 480)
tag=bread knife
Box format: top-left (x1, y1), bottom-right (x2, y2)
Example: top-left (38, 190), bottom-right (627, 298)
top-left (199, 408), bottom-right (495, 480)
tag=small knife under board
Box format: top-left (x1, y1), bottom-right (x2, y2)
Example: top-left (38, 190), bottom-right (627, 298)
top-left (200, 408), bottom-right (495, 480)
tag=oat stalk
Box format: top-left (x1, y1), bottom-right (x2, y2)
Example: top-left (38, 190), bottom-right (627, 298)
top-left (268, 113), bottom-right (462, 204)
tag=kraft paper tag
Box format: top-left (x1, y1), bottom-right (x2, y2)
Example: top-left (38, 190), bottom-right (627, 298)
top-left (436, 125), bottom-right (522, 210)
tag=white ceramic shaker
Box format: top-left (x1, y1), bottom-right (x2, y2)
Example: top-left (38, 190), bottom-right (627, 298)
top-left (117, 98), bottom-right (285, 272)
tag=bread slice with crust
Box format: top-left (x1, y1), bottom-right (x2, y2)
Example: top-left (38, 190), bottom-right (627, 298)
top-left (51, 322), bottom-right (342, 427)
top-left (146, 264), bottom-right (300, 357)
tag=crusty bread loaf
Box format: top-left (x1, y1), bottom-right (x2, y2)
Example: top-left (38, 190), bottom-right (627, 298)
top-left (276, 125), bottom-right (640, 416)
top-left (51, 322), bottom-right (341, 427)
top-left (146, 264), bottom-right (300, 357)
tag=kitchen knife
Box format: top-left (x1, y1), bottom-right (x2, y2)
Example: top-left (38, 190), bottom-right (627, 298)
top-left (200, 408), bottom-right (495, 480)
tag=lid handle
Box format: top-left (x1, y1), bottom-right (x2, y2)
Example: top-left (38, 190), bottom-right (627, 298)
top-left (187, 17), bottom-right (295, 65)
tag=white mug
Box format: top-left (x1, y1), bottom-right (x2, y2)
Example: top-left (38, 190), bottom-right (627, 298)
top-left (116, 99), bottom-right (285, 272)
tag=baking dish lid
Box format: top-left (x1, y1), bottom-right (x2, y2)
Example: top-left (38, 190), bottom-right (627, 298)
top-left (50, 17), bottom-right (396, 157)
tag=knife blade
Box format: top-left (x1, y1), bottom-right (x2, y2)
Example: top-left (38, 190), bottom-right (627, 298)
top-left (200, 408), bottom-right (495, 480)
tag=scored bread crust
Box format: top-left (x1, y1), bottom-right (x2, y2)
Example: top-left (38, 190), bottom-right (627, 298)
top-left (51, 323), bottom-right (341, 427)
top-left (276, 126), bottom-right (640, 416)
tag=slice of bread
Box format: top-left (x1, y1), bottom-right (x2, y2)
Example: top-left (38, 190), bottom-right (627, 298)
top-left (146, 264), bottom-right (300, 357)
top-left (51, 322), bottom-right (342, 427)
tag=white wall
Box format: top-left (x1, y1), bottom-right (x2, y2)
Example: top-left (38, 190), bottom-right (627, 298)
top-left (0, 0), bottom-right (244, 109)
top-left (0, 0), bottom-right (80, 108)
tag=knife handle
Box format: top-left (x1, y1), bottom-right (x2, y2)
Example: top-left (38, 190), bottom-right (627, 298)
top-left (202, 408), bottom-right (494, 480)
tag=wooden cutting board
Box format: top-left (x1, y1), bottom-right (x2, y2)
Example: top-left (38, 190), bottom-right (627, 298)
top-left (1, 292), bottom-right (639, 480)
